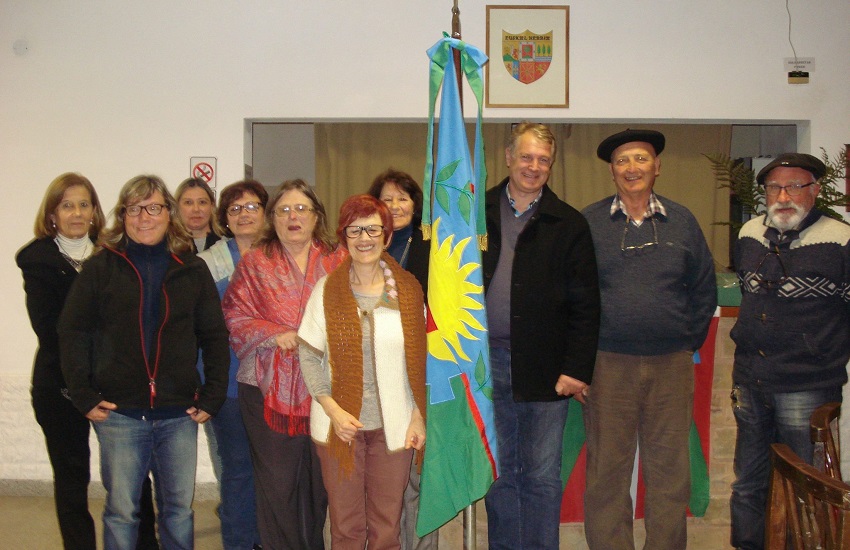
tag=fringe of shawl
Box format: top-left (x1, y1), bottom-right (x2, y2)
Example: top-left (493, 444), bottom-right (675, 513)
top-left (323, 252), bottom-right (427, 476)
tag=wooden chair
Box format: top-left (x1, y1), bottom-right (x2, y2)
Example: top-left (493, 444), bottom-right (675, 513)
top-left (810, 402), bottom-right (842, 481)
top-left (766, 443), bottom-right (850, 549)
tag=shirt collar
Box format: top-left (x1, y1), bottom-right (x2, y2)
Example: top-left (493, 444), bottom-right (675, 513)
top-left (609, 192), bottom-right (667, 223)
top-left (506, 185), bottom-right (543, 217)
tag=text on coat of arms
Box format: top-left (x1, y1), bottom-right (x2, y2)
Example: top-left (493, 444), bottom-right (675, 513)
top-left (501, 30), bottom-right (553, 84)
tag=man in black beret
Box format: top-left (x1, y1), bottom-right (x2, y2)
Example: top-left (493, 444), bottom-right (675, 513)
top-left (729, 152), bottom-right (850, 549)
top-left (581, 129), bottom-right (717, 549)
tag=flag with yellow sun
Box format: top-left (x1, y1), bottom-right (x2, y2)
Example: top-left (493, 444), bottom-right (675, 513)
top-left (416, 35), bottom-right (498, 537)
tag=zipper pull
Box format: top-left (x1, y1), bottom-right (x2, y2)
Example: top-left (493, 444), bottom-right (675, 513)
top-left (149, 378), bottom-right (156, 408)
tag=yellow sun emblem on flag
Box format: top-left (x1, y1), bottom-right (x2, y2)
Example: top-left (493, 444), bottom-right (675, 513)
top-left (426, 217), bottom-right (486, 363)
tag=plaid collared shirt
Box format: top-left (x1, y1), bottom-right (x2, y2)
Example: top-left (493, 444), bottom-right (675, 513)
top-left (609, 193), bottom-right (667, 226)
top-left (507, 185), bottom-right (543, 217)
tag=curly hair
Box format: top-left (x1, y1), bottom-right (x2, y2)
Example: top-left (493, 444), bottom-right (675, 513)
top-left (100, 175), bottom-right (193, 254)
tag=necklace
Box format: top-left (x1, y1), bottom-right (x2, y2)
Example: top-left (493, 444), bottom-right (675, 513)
top-left (399, 236), bottom-right (413, 267)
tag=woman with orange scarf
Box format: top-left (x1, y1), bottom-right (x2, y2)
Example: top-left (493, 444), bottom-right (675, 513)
top-left (298, 195), bottom-right (426, 549)
top-left (222, 179), bottom-right (346, 550)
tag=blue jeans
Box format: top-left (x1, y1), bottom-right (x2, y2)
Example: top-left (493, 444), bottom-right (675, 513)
top-left (210, 397), bottom-right (261, 549)
top-left (484, 347), bottom-right (569, 550)
top-left (94, 413), bottom-right (198, 550)
top-left (730, 384), bottom-right (842, 550)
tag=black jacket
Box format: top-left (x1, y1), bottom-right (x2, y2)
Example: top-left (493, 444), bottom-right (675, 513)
top-left (482, 180), bottom-right (601, 401)
top-left (16, 237), bottom-right (87, 390)
top-left (58, 245), bottom-right (229, 416)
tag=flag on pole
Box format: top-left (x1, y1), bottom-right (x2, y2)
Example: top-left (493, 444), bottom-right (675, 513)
top-left (559, 313), bottom-right (719, 522)
top-left (416, 35), bottom-right (498, 537)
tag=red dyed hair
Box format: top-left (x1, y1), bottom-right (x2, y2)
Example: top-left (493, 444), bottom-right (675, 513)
top-left (336, 194), bottom-right (393, 249)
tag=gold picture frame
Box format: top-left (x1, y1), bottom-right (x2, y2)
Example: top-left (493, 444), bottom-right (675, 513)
top-left (485, 5), bottom-right (569, 108)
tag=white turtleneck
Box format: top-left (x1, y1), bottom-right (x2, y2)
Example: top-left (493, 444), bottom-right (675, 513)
top-left (54, 233), bottom-right (94, 271)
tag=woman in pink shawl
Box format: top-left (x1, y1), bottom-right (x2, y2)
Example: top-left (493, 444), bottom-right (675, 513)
top-left (222, 179), bottom-right (346, 550)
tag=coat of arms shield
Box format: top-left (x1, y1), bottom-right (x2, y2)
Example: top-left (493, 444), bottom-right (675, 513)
top-left (501, 30), bottom-right (553, 84)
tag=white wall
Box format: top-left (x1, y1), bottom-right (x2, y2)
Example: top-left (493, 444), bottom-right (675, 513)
top-left (2, 0), bottom-right (849, 480)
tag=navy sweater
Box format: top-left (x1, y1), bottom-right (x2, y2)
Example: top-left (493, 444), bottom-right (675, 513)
top-left (582, 195), bottom-right (717, 355)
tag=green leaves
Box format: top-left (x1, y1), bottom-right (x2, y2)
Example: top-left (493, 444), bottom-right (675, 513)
top-left (475, 352), bottom-right (493, 401)
top-left (435, 158), bottom-right (475, 224)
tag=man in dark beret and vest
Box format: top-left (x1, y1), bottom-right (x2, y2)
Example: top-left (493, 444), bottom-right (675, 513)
top-left (729, 153), bottom-right (850, 549)
top-left (581, 129), bottom-right (717, 549)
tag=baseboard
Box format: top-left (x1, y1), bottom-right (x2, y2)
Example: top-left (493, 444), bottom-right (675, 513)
top-left (0, 479), bottom-right (220, 501)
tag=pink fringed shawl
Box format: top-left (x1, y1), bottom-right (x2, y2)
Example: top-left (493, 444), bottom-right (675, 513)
top-left (223, 241), bottom-right (346, 435)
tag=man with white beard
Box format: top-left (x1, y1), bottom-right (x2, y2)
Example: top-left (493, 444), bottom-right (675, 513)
top-left (729, 153), bottom-right (850, 550)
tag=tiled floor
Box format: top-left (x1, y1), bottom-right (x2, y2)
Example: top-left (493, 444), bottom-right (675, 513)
top-left (0, 495), bottom-right (732, 549)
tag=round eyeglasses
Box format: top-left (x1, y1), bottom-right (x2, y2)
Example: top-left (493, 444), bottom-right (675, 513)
top-left (273, 204), bottom-right (314, 217)
top-left (763, 182), bottom-right (815, 197)
top-left (344, 225), bottom-right (384, 239)
top-left (125, 203), bottom-right (167, 217)
top-left (227, 202), bottom-right (262, 216)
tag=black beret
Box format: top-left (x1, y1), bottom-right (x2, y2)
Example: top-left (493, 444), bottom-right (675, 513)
top-left (755, 153), bottom-right (826, 185)
top-left (596, 129), bottom-right (666, 162)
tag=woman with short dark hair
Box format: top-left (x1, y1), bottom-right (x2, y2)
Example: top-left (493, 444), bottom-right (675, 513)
top-left (298, 194), bottom-right (427, 549)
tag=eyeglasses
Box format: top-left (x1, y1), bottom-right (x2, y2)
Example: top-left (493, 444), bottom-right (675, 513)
top-left (620, 217), bottom-right (658, 253)
top-left (273, 204), bottom-right (314, 217)
top-left (124, 203), bottom-right (167, 217)
top-left (227, 202), bottom-right (262, 216)
top-left (764, 182), bottom-right (815, 197)
top-left (752, 249), bottom-right (788, 292)
top-left (344, 225), bottom-right (384, 239)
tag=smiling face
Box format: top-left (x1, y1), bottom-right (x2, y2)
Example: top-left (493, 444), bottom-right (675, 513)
top-left (379, 182), bottom-right (413, 231)
top-left (51, 185), bottom-right (94, 239)
top-left (346, 213), bottom-right (384, 268)
top-left (125, 191), bottom-right (170, 246)
top-left (273, 189), bottom-right (317, 250)
top-left (504, 132), bottom-right (553, 200)
top-left (764, 166), bottom-right (820, 231)
top-left (178, 186), bottom-right (213, 235)
top-left (608, 141), bottom-right (661, 201)
top-left (226, 191), bottom-right (264, 241)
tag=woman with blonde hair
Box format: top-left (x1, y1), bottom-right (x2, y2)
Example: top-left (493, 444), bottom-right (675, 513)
top-left (59, 174), bottom-right (229, 550)
top-left (223, 179), bottom-right (346, 549)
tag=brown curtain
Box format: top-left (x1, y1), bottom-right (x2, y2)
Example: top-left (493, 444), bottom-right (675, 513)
top-left (315, 122), bottom-right (731, 266)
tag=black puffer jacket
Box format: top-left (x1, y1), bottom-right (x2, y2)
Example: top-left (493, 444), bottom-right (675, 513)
top-left (58, 245), bottom-right (229, 416)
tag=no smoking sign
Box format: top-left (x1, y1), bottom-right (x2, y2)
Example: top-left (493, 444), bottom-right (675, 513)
top-left (190, 157), bottom-right (217, 189)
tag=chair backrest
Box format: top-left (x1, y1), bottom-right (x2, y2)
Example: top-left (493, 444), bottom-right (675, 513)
top-left (811, 402), bottom-right (842, 481)
top-left (766, 443), bottom-right (850, 550)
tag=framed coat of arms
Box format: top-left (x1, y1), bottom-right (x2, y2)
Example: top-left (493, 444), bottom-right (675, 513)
top-left (485, 5), bottom-right (569, 108)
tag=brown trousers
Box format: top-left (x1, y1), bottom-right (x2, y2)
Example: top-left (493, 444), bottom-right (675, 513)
top-left (316, 429), bottom-right (413, 550)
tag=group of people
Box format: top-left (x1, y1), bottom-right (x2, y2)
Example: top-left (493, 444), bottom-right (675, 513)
top-left (18, 169), bottom-right (435, 550)
top-left (479, 123), bottom-right (849, 550)
top-left (16, 121), bottom-right (850, 550)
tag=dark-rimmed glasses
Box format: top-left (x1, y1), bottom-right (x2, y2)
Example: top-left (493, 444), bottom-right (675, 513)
top-left (764, 182), bottom-right (815, 197)
top-left (752, 249), bottom-right (788, 292)
top-left (273, 204), bottom-right (314, 217)
top-left (125, 203), bottom-right (167, 217)
top-left (344, 225), bottom-right (384, 239)
top-left (621, 217), bottom-right (658, 253)
top-left (227, 202), bottom-right (262, 216)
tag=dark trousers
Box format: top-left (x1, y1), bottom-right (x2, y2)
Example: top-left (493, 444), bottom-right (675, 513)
top-left (239, 382), bottom-right (327, 550)
top-left (32, 387), bottom-right (159, 550)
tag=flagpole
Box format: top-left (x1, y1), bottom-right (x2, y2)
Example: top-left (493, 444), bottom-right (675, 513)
top-left (452, 7), bottom-right (479, 549)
